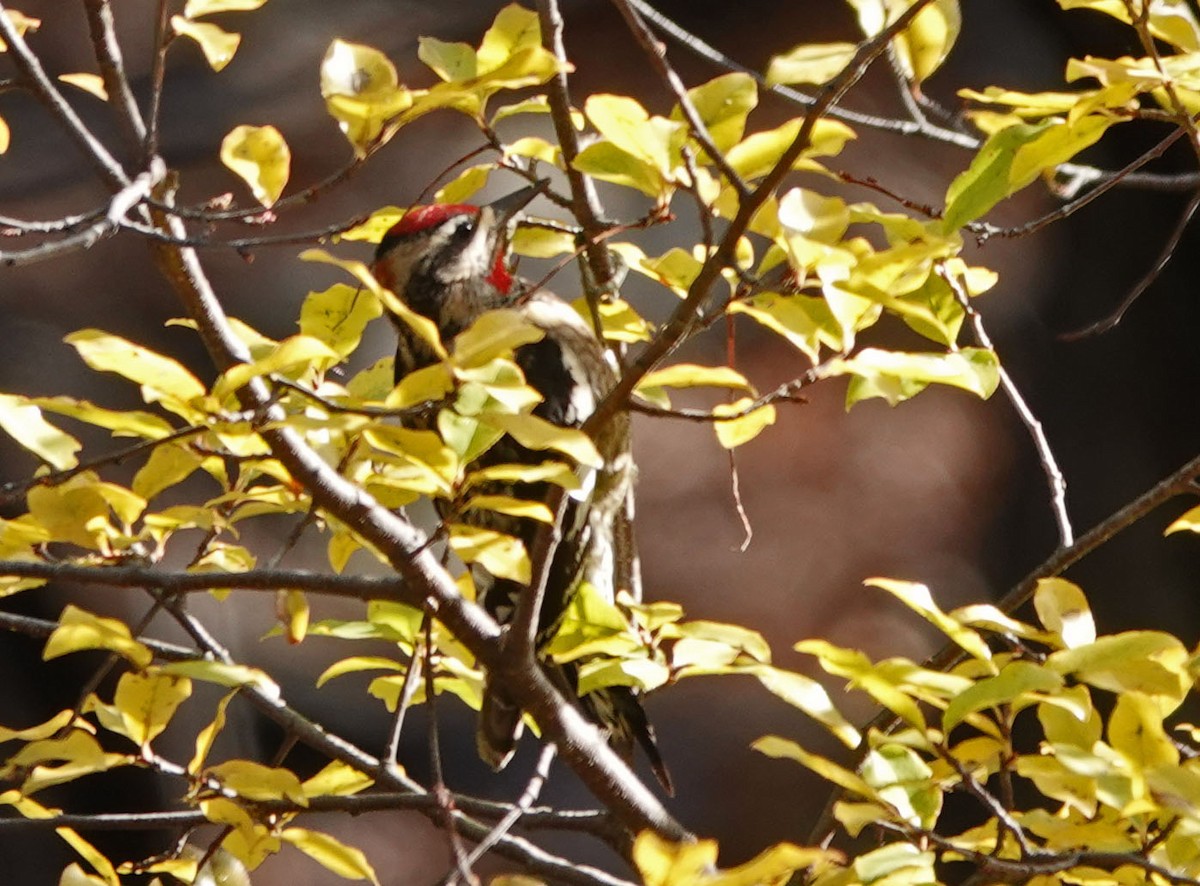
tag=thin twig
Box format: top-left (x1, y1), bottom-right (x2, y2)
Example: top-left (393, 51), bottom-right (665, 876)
top-left (1060, 187), bottom-right (1200, 340)
top-left (0, 1), bottom-right (130, 190)
top-left (0, 163), bottom-right (164, 266)
top-left (144, 0), bottom-right (171, 162)
top-left (451, 743), bottom-right (559, 882)
top-left (588, 1), bottom-right (941, 435)
top-left (609, 0), bottom-right (749, 199)
top-left (82, 0), bottom-right (148, 152)
top-left (940, 264), bottom-right (1073, 547)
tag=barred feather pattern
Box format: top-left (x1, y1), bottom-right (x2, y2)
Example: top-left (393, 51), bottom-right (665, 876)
top-left (375, 211), bottom-right (670, 792)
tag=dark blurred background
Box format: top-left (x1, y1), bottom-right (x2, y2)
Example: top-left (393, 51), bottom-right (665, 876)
top-left (2, 1), bottom-right (1199, 882)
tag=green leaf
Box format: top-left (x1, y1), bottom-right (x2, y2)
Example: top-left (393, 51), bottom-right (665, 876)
top-left (767, 42), bottom-right (857, 86)
top-left (0, 394), bottom-right (80, 469)
top-left (419, 36), bottom-right (477, 81)
top-left (942, 115), bottom-right (1113, 231)
top-left (159, 660), bottom-right (280, 696)
top-left (862, 744), bottom-right (940, 829)
top-left (729, 293), bottom-right (840, 363)
top-left (170, 16), bottom-right (240, 71)
top-left (943, 661), bottom-right (1063, 732)
top-left (435, 163), bottom-right (493, 204)
top-left (66, 330), bottom-right (206, 405)
top-left (220, 124), bottom-right (290, 207)
top-left (853, 842), bottom-right (936, 886)
top-left (43, 605), bottom-right (153, 668)
top-left (280, 828), bottom-right (380, 885)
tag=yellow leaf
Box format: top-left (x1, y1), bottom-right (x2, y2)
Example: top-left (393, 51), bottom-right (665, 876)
top-left (419, 36), bottom-right (477, 82)
top-left (1033, 577), bottom-right (1095, 648)
top-left (480, 411), bottom-right (601, 467)
top-left (159, 660), bottom-right (280, 695)
top-left (821, 347), bottom-right (1000, 407)
top-left (675, 72), bottom-right (758, 154)
top-left (866, 577), bottom-right (992, 660)
top-left (0, 10), bottom-right (39, 53)
top-left (7, 730), bottom-right (130, 795)
top-left (190, 691), bottom-right (234, 774)
top-left (638, 363), bottom-right (752, 394)
top-left (754, 735), bottom-right (879, 799)
top-left (219, 124), bottom-right (290, 207)
top-left (320, 40), bottom-right (412, 155)
top-left (584, 94), bottom-right (683, 176)
top-left (766, 42), bottom-right (858, 86)
top-left (43, 605), bottom-right (153, 668)
top-left (452, 309), bottom-right (545, 369)
top-left (1109, 692), bottom-right (1178, 769)
top-left (170, 16), bottom-right (240, 72)
top-left (633, 831), bottom-right (719, 886)
top-left (0, 115), bottom-right (8, 153)
top-left (713, 398), bottom-right (776, 449)
top-left (205, 760), bottom-right (308, 804)
top-left (65, 329), bottom-right (206, 405)
top-left (1048, 631), bottom-right (1190, 708)
top-left (57, 73), bottom-right (107, 100)
top-left (213, 335), bottom-right (339, 398)
top-left (132, 443), bottom-right (202, 500)
top-left (301, 249), bottom-right (445, 360)
top-left (846, 0), bottom-right (961, 82)
top-left (0, 710), bottom-right (75, 742)
top-left (465, 494), bottom-right (554, 523)
top-left (447, 524), bottom-right (530, 583)
top-left (301, 761), bottom-right (374, 798)
top-left (0, 394), bottom-right (81, 469)
top-left (280, 828), bottom-right (380, 885)
top-left (113, 670), bottom-right (192, 749)
top-left (1166, 503), bottom-right (1200, 535)
top-left (33, 396), bottom-right (176, 439)
top-left (185, 0), bottom-right (268, 15)
top-left (752, 666), bottom-right (861, 748)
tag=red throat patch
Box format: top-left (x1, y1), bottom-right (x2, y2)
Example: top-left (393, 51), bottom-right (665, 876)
top-left (379, 204), bottom-right (516, 295)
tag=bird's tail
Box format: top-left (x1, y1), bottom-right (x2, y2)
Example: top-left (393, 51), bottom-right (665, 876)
top-left (476, 675), bottom-right (523, 773)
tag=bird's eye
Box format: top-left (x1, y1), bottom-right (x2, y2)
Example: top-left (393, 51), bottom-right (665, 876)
top-left (450, 217), bottom-right (476, 241)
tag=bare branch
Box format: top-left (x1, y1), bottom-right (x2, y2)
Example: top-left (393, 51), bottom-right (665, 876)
top-left (939, 264), bottom-right (1073, 547)
top-left (82, 0), bottom-right (148, 152)
top-left (0, 163), bottom-right (163, 266)
top-left (0, 1), bottom-right (130, 191)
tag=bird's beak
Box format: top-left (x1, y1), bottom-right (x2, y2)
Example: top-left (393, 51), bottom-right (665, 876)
top-left (476, 179), bottom-right (550, 273)
top-left (482, 178), bottom-right (550, 229)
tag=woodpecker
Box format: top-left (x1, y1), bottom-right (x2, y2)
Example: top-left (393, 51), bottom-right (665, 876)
top-left (372, 183), bottom-right (670, 792)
